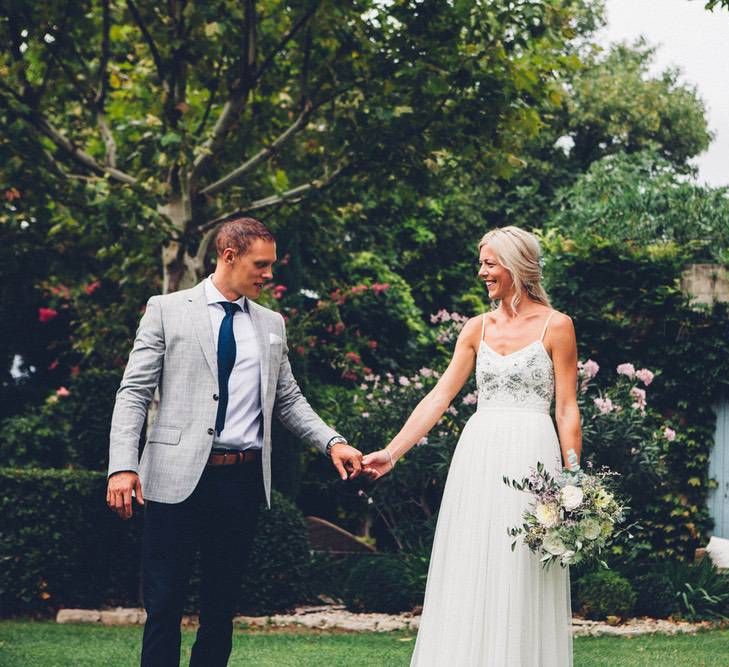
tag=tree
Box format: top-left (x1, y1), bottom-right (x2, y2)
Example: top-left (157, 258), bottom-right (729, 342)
top-left (1, 0), bottom-right (590, 297)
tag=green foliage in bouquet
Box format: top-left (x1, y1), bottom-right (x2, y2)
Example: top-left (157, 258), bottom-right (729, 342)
top-left (577, 570), bottom-right (637, 620)
top-left (505, 462), bottom-right (627, 569)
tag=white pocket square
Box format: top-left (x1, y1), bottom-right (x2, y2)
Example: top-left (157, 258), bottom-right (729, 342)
top-left (269, 332), bottom-right (282, 345)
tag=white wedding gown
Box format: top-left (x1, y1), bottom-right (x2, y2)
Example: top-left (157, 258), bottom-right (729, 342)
top-left (411, 313), bottom-right (572, 666)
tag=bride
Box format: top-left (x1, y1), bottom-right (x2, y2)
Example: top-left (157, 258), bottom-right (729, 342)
top-left (363, 226), bottom-right (581, 666)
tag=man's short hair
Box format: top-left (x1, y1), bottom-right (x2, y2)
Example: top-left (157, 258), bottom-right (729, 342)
top-left (214, 214), bottom-right (275, 256)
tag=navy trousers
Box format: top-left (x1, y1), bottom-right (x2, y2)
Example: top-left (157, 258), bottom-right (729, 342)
top-left (140, 462), bottom-right (264, 667)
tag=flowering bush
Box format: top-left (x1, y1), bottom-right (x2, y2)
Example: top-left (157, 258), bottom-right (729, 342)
top-left (505, 463), bottom-right (627, 569)
top-left (577, 358), bottom-right (682, 564)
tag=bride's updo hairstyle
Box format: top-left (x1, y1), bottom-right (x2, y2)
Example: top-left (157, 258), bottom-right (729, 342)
top-left (478, 226), bottom-right (551, 313)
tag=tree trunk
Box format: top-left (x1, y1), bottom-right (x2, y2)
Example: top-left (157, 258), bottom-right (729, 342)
top-left (158, 195), bottom-right (207, 294)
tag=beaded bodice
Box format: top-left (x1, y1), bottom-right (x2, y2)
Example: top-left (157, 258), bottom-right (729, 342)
top-left (475, 339), bottom-right (554, 414)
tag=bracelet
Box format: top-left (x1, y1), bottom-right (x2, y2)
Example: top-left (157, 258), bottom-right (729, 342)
top-left (386, 449), bottom-right (395, 469)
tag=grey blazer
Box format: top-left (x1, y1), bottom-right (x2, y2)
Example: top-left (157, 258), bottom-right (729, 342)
top-left (108, 280), bottom-right (339, 506)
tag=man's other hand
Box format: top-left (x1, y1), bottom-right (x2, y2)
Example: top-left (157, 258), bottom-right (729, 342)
top-left (107, 471), bottom-right (144, 520)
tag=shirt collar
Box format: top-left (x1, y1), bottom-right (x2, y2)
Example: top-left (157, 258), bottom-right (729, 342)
top-left (205, 275), bottom-right (248, 312)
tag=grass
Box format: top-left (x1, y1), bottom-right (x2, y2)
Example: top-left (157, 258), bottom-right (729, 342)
top-left (1, 621), bottom-right (729, 666)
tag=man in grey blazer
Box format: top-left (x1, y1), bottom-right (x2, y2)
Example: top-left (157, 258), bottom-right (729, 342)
top-left (106, 216), bottom-right (362, 666)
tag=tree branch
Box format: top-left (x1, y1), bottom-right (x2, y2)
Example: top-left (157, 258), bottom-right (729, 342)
top-left (95, 0), bottom-right (117, 167)
top-left (126, 0), bottom-right (166, 83)
top-left (194, 59), bottom-right (223, 137)
top-left (190, 1), bottom-right (257, 184)
top-left (199, 101), bottom-right (313, 197)
top-left (254, 3), bottom-right (318, 84)
top-left (197, 159), bottom-right (347, 234)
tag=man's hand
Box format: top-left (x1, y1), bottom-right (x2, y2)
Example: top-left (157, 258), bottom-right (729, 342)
top-left (330, 443), bottom-right (363, 480)
top-left (106, 471), bottom-right (144, 520)
top-left (362, 449), bottom-right (395, 481)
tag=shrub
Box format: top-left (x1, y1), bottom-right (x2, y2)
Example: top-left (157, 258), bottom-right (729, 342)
top-left (664, 558), bottom-right (729, 621)
top-left (0, 469), bottom-right (312, 617)
top-left (0, 468), bottom-right (142, 616)
top-left (631, 572), bottom-right (678, 618)
top-left (577, 570), bottom-right (636, 620)
top-left (238, 490), bottom-right (312, 615)
top-left (0, 369), bottom-right (122, 470)
top-left (342, 554), bottom-right (414, 613)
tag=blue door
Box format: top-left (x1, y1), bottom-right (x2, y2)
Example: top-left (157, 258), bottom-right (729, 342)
top-left (709, 400), bottom-right (729, 539)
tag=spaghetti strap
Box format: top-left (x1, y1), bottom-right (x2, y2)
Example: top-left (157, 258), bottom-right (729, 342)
top-left (540, 310), bottom-right (556, 341)
top-left (481, 313), bottom-right (487, 342)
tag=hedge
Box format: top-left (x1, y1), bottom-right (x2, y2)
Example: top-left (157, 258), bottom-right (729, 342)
top-left (0, 468), bottom-right (311, 617)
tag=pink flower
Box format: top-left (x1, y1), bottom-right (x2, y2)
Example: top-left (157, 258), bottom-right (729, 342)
top-left (350, 284), bottom-right (368, 295)
top-left (416, 436), bottom-right (428, 446)
top-left (56, 386), bottom-right (70, 398)
top-left (371, 282), bottom-right (390, 295)
top-left (593, 397), bottom-right (615, 414)
top-left (70, 365), bottom-right (80, 377)
top-left (342, 371), bottom-right (358, 381)
top-left (367, 340), bottom-right (378, 349)
top-left (48, 359), bottom-right (59, 371)
top-left (447, 405), bottom-right (458, 416)
top-left (361, 412), bottom-right (370, 419)
top-left (334, 322), bottom-right (346, 335)
top-left (462, 391), bottom-right (479, 406)
top-left (295, 346), bottom-right (306, 356)
top-left (430, 309), bottom-right (451, 324)
top-left (663, 427), bottom-right (676, 442)
top-left (398, 376), bottom-right (410, 387)
top-left (617, 363), bottom-right (636, 379)
top-left (345, 351), bottom-right (361, 364)
top-left (419, 367), bottom-right (434, 378)
top-left (630, 387), bottom-right (647, 412)
top-left (38, 307), bottom-right (58, 323)
top-left (272, 284), bottom-right (288, 300)
top-left (578, 359), bottom-right (600, 380)
top-left (84, 280), bottom-right (101, 296)
top-left (635, 368), bottom-right (654, 386)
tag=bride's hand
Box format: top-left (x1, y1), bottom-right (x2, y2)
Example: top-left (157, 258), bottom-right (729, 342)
top-left (362, 449), bottom-right (395, 480)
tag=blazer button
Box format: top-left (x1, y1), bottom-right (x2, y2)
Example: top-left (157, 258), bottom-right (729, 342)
top-left (207, 428), bottom-right (214, 435)
top-left (213, 394), bottom-right (219, 401)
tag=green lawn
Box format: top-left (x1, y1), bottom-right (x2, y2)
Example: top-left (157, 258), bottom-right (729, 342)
top-left (1, 621), bottom-right (728, 666)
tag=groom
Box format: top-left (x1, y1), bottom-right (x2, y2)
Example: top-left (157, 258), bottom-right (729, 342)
top-left (106, 215), bottom-right (362, 666)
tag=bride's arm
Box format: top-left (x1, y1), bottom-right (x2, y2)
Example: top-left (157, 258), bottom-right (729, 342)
top-left (362, 317), bottom-right (481, 478)
top-left (548, 313), bottom-right (582, 468)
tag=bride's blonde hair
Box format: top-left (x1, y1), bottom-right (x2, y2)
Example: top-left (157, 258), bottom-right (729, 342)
top-left (478, 226), bottom-right (551, 313)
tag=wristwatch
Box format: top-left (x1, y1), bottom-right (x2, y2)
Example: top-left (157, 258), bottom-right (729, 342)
top-left (326, 436), bottom-right (348, 457)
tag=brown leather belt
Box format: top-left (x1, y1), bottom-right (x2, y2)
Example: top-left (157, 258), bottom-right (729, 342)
top-left (207, 449), bottom-right (260, 466)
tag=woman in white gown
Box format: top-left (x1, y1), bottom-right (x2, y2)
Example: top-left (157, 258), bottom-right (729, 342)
top-left (363, 226), bottom-right (581, 666)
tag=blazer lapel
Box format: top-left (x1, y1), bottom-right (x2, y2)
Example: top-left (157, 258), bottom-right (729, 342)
top-left (187, 282), bottom-right (217, 380)
top-left (248, 301), bottom-right (271, 406)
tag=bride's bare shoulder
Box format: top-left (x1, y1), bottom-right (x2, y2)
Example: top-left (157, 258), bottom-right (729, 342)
top-left (458, 314), bottom-right (486, 347)
top-left (547, 310), bottom-right (576, 343)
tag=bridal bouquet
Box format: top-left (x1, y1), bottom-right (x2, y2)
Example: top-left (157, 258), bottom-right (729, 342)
top-left (503, 463), bottom-right (626, 569)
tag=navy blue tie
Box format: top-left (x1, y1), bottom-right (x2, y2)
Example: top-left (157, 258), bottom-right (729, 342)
top-left (215, 301), bottom-right (240, 436)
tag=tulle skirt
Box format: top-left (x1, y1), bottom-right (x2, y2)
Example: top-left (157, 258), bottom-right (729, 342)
top-left (410, 406), bottom-right (573, 667)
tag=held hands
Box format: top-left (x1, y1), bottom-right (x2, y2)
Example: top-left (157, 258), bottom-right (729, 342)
top-left (106, 471), bottom-right (144, 520)
top-left (330, 443), bottom-right (364, 480)
top-left (362, 449), bottom-right (395, 481)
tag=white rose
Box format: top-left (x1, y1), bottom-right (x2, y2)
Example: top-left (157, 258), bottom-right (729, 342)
top-left (560, 485), bottom-right (584, 511)
top-left (580, 519), bottom-right (601, 541)
top-left (543, 535), bottom-right (567, 555)
top-left (535, 502), bottom-right (560, 528)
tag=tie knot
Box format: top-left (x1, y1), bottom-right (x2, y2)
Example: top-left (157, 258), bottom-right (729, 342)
top-left (219, 301), bottom-right (241, 315)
